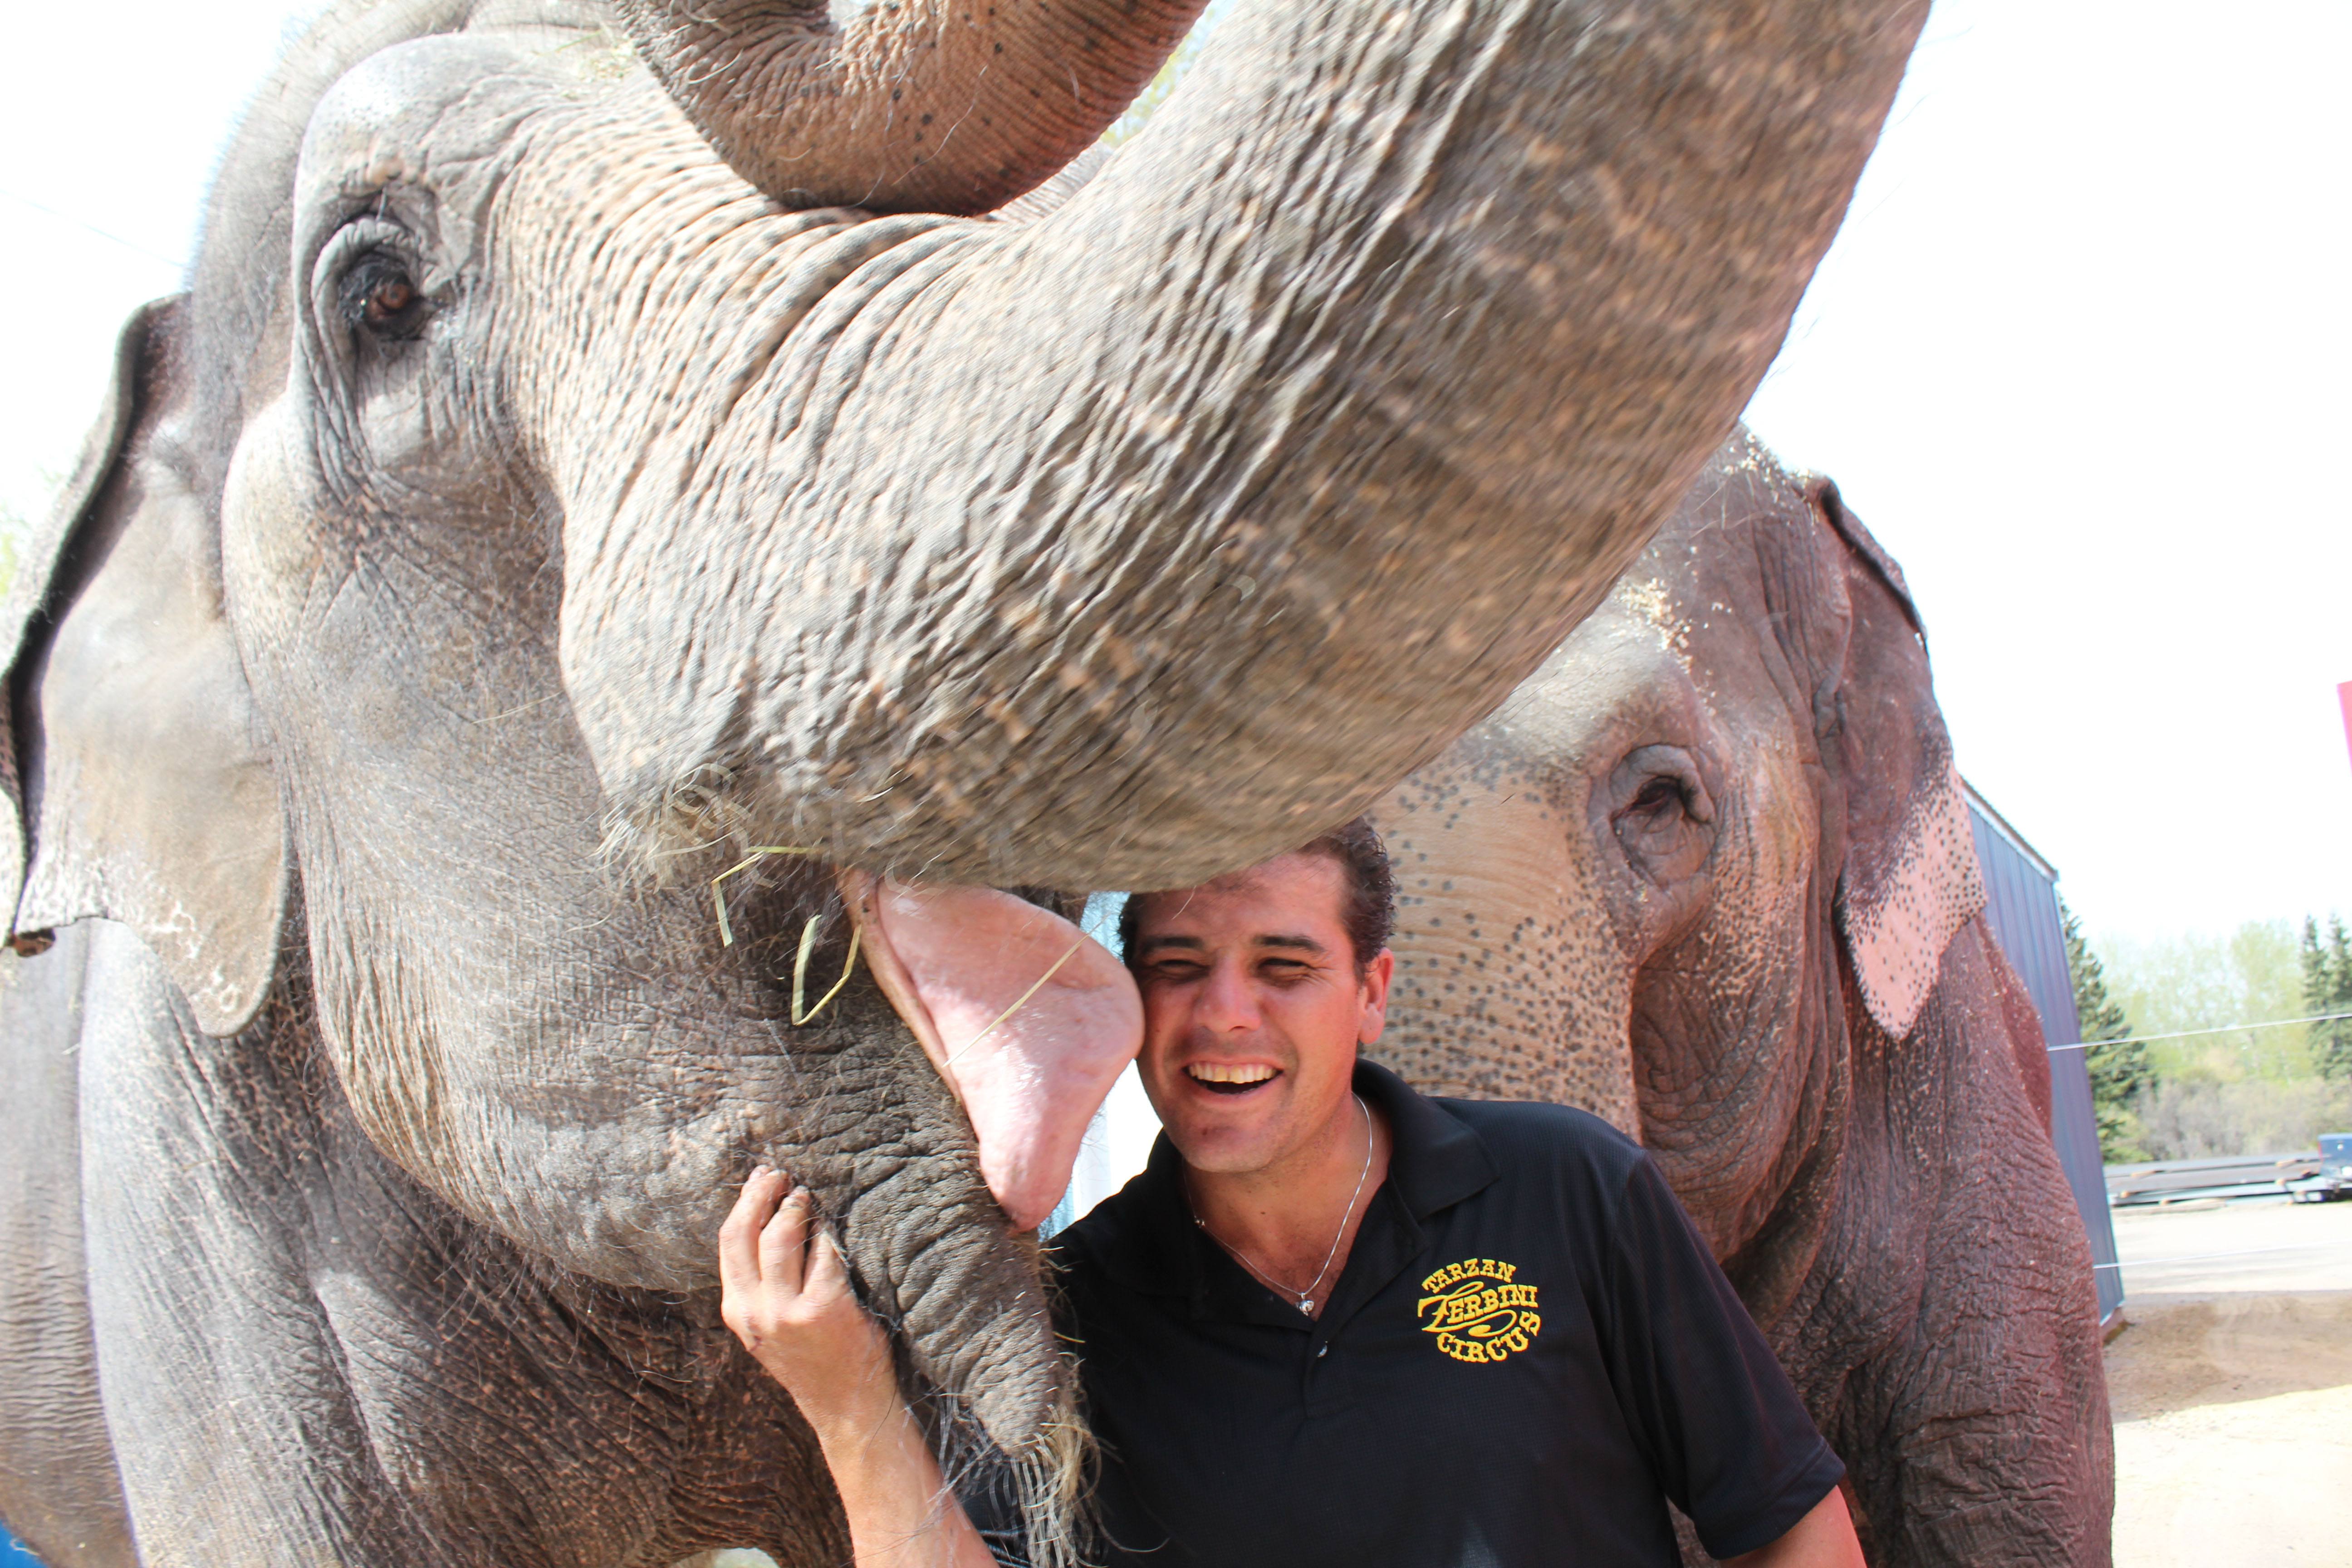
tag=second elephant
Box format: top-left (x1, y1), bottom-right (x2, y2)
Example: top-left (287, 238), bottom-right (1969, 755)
top-left (1371, 434), bottom-right (2112, 1566)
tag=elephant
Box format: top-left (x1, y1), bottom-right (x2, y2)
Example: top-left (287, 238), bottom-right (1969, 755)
top-left (1368, 431), bottom-right (2113, 1567)
top-left (0, 0), bottom-right (1929, 1562)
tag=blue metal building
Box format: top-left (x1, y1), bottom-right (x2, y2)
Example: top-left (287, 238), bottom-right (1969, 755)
top-left (1964, 783), bottom-right (2125, 1328)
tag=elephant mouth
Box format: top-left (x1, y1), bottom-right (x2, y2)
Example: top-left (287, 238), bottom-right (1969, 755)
top-left (843, 871), bottom-right (1144, 1230)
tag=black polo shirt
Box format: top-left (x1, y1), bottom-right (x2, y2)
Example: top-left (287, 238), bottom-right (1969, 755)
top-left (1042, 1061), bottom-right (1842, 1567)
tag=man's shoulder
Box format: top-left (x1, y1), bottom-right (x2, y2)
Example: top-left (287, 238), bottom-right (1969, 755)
top-left (1045, 1165), bottom-right (1170, 1295)
top-left (1408, 1092), bottom-right (1668, 1248)
top-left (1431, 1093), bottom-right (1647, 1185)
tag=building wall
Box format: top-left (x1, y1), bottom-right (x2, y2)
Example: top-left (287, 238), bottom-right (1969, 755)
top-left (1966, 799), bottom-right (2126, 1323)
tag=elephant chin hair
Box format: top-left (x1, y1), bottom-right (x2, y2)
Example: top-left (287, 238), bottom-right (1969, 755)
top-left (894, 1219), bottom-right (1093, 1567)
top-left (593, 760), bottom-right (855, 892)
top-left (593, 760), bottom-right (761, 887)
top-left (925, 1351), bottom-right (1095, 1568)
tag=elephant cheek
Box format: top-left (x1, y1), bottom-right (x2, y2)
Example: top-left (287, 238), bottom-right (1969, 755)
top-left (846, 872), bottom-right (1143, 1230)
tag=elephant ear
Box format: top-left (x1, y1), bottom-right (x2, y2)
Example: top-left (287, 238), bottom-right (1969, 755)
top-left (1812, 478), bottom-right (1986, 1041)
top-left (3, 298), bottom-right (287, 1035)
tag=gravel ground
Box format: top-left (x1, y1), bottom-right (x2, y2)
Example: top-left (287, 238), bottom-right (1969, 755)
top-left (2107, 1196), bottom-right (2352, 1568)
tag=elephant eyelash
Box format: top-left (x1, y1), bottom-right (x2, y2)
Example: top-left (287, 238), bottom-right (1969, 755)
top-left (1627, 777), bottom-right (1687, 815)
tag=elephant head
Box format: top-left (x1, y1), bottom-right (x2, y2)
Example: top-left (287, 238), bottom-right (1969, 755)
top-left (1371, 433), bottom-right (2115, 1562)
top-left (1, 0), bottom-right (1925, 1538)
top-left (1372, 430), bottom-right (1987, 1294)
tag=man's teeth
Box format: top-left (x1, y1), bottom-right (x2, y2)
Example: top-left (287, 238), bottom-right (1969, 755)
top-left (1189, 1063), bottom-right (1277, 1085)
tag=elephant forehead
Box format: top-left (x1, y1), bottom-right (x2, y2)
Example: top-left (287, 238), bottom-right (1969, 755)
top-left (297, 33), bottom-right (567, 215)
top-left (1608, 574), bottom-right (1694, 669)
top-left (1490, 614), bottom-right (1699, 764)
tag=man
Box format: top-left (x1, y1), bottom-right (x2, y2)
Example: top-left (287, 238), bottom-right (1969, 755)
top-left (720, 821), bottom-right (1865, 1567)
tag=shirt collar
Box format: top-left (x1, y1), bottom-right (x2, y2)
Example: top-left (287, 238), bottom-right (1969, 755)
top-left (1073, 1058), bottom-right (1498, 1303)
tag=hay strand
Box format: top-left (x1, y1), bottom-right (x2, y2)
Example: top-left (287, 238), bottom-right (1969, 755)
top-left (946, 941), bottom-right (1084, 1064)
top-left (792, 916), bottom-right (861, 1025)
top-left (710, 845), bottom-right (822, 946)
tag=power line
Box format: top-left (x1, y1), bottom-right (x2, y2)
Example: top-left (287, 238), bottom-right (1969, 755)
top-left (2088, 1250), bottom-right (2323, 1279)
top-left (2046, 1008), bottom-right (2352, 1055)
top-left (2095, 1243), bottom-right (2334, 1272)
top-left (0, 186), bottom-right (183, 273)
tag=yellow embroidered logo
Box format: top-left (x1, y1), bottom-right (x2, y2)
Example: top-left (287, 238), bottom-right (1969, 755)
top-left (1416, 1258), bottom-right (1541, 1364)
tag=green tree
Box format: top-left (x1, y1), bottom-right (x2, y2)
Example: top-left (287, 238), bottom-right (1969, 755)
top-left (0, 505), bottom-right (23, 601)
top-left (2301, 914), bottom-right (2352, 1082)
top-left (2062, 897), bottom-right (2154, 1161)
top-left (2103, 919), bottom-right (2310, 1082)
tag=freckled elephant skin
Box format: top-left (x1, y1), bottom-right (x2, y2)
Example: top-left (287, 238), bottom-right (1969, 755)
top-left (0, 0), bottom-right (1925, 1559)
top-left (1373, 434), bottom-right (2114, 1567)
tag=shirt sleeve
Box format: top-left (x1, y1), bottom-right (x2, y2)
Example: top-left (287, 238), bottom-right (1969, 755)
top-left (1595, 1152), bottom-right (1845, 1560)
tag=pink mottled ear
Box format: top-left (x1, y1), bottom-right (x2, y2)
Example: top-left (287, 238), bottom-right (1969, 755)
top-left (1812, 480), bottom-right (1986, 1040)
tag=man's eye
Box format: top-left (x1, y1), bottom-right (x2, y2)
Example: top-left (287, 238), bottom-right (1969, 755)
top-left (1147, 961), bottom-right (1206, 982)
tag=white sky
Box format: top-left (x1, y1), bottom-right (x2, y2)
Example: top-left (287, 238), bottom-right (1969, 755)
top-left (4, 0), bottom-right (2346, 945)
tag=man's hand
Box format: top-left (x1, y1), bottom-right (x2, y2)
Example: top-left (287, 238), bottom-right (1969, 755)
top-left (719, 1168), bottom-right (996, 1568)
top-left (1724, 1487), bottom-right (1867, 1568)
top-left (719, 1168), bottom-right (897, 1438)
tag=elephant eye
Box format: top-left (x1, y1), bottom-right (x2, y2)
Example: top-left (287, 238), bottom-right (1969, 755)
top-left (339, 251), bottom-right (431, 341)
top-left (1607, 745), bottom-right (1717, 885)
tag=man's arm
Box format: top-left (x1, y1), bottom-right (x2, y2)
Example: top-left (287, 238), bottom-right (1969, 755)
top-left (1723, 1487), bottom-right (1866, 1568)
top-left (720, 1169), bottom-right (998, 1568)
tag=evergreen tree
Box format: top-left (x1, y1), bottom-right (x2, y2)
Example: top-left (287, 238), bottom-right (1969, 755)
top-left (2301, 914), bottom-right (2352, 1082)
top-left (2061, 897), bottom-right (2155, 1161)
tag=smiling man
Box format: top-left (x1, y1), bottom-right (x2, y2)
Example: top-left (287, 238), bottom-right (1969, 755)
top-left (719, 820), bottom-right (1866, 1567)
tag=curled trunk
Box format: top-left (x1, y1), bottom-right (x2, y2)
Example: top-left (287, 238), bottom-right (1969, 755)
top-left (549, 0), bottom-right (1933, 893)
top-left (612, 0), bottom-right (1210, 213)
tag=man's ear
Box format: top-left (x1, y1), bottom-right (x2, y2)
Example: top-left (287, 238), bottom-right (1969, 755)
top-left (3, 298), bottom-right (288, 1035)
top-left (1812, 479), bottom-right (1985, 1041)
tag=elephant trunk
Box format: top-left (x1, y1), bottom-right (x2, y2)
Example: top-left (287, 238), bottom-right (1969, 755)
top-left (841, 1144), bottom-right (1082, 1520)
top-left (542, 0), bottom-right (1931, 895)
top-left (611, 0), bottom-right (1208, 214)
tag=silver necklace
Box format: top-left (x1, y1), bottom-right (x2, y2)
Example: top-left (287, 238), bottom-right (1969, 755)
top-left (1192, 1094), bottom-right (1374, 1317)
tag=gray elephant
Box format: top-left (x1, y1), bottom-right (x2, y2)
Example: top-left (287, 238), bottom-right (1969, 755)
top-left (1369, 432), bottom-right (2112, 1567)
top-left (0, 0), bottom-right (1928, 1561)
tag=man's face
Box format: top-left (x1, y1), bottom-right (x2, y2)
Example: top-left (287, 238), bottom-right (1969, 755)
top-left (1128, 853), bottom-right (1392, 1175)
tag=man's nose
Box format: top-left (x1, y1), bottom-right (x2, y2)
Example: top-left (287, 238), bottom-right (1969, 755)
top-left (1195, 956), bottom-right (1262, 1034)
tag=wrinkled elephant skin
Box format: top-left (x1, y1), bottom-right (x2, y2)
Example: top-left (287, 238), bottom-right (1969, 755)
top-left (1372, 434), bottom-right (2113, 1567)
top-left (0, 0), bottom-right (1926, 1561)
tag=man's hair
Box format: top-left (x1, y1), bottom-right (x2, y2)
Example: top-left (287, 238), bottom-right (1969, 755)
top-left (1117, 816), bottom-right (1397, 974)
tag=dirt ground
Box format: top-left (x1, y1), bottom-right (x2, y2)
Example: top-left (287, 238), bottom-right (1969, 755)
top-left (2106, 1196), bottom-right (2352, 1568)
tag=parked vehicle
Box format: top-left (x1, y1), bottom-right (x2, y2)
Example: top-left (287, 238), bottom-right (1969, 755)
top-left (2289, 1134), bottom-right (2352, 1204)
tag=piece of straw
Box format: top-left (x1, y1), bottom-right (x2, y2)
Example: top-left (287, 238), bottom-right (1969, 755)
top-left (946, 941), bottom-right (1085, 1064)
top-left (710, 846), bottom-right (822, 947)
top-left (792, 917), bottom-right (861, 1026)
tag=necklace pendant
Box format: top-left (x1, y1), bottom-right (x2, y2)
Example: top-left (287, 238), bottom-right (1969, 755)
top-left (1300, 1298), bottom-right (1314, 1314)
